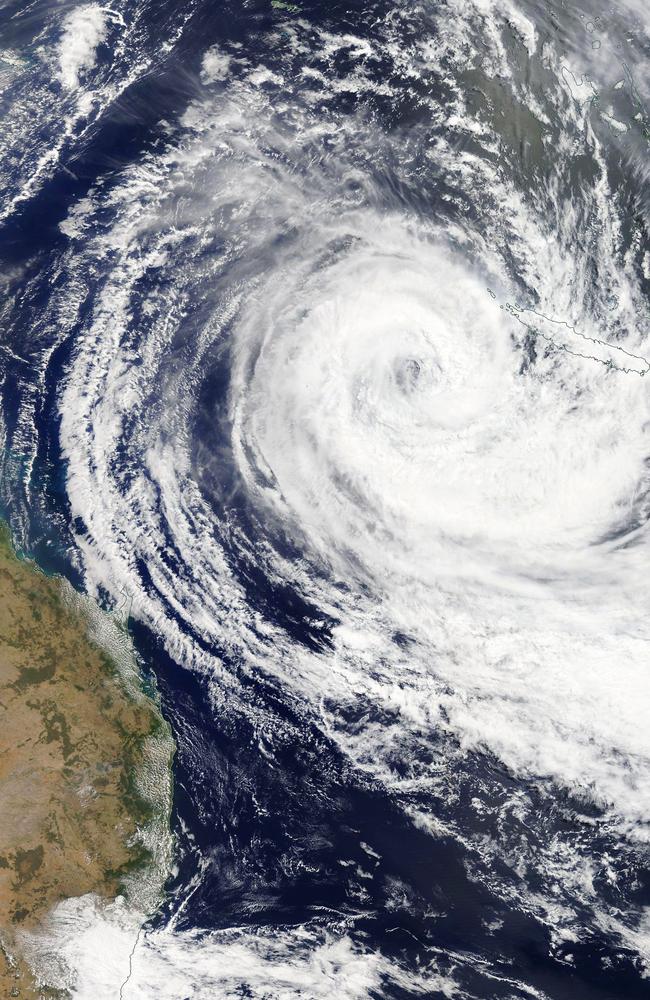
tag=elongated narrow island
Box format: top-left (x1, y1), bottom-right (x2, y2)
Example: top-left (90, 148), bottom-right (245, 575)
top-left (0, 523), bottom-right (173, 998)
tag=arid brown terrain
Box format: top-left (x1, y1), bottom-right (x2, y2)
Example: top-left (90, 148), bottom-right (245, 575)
top-left (0, 523), bottom-right (171, 998)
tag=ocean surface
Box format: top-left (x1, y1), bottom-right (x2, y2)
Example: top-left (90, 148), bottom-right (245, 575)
top-left (1, 0), bottom-right (650, 996)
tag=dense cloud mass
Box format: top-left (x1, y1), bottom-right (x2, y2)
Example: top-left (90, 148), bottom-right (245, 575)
top-left (2, 0), bottom-right (650, 996)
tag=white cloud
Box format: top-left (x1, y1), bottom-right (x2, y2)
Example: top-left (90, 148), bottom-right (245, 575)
top-left (58, 5), bottom-right (108, 90)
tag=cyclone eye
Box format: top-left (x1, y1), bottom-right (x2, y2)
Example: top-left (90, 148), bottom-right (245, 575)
top-left (395, 357), bottom-right (423, 393)
top-left (16, 2), bottom-right (650, 990)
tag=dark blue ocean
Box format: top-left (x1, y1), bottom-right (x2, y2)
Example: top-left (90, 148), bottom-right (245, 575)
top-left (2, 0), bottom-right (650, 995)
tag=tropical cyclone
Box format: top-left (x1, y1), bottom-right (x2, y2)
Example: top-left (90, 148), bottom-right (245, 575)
top-left (0, 523), bottom-right (173, 998)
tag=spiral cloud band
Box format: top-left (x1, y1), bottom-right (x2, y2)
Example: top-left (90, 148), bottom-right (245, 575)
top-left (3, 0), bottom-right (650, 993)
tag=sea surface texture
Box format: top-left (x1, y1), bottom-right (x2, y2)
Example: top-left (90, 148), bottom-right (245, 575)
top-left (1, 0), bottom-right (650, 996)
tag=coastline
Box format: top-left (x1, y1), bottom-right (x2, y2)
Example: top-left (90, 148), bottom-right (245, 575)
top-left (0, 520), bottom-right (174, 998)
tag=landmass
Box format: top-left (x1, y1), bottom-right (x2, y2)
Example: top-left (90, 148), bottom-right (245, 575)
top-left (0, 522), bottom-right (173, 998)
